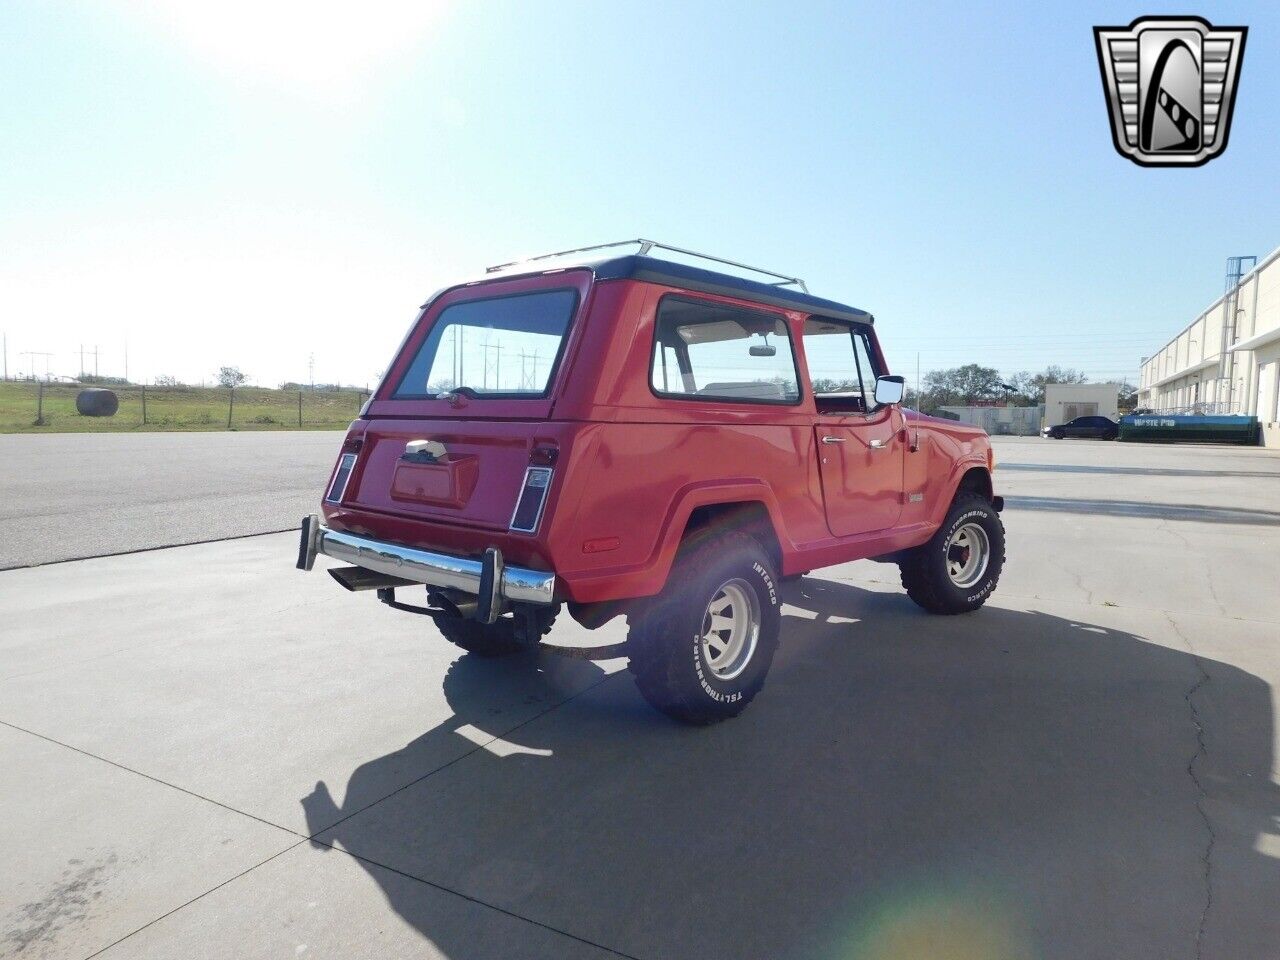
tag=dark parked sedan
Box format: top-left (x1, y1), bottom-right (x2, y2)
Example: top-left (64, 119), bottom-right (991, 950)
top-left (1042, 415), bottom-right (1120, 440)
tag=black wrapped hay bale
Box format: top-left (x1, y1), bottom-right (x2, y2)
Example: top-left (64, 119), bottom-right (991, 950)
top-left (76, 388), bottom-right (119, 417)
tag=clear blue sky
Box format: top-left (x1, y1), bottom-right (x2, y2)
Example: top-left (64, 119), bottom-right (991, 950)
top-left (2, 1), bottom-right (1277, 388)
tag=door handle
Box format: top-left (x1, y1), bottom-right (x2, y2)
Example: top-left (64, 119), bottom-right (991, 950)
top-left (869, 439), bottom-right (888, 449)
top-left (821, 436), bottom-right (847, 444)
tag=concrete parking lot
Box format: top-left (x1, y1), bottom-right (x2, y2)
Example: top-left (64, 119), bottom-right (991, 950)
top-left (2, 435), bottom-right (1279, 959)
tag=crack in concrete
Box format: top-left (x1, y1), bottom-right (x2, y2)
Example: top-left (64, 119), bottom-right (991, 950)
top-left (1158, 520), bottom-right (1227, 618)
top-left (1062, 558), bottom-right (1094, 605)
top-left (1203, 566), bottom-right (1228, 619)
top-left (1166, 613), bottom-right (1215, 959)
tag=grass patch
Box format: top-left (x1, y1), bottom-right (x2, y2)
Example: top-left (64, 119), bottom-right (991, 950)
top-left (1, 382), bottom-right (367, 433)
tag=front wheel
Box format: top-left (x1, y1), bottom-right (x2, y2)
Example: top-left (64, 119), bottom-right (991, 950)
top-left (899, 493), bottom-right (1005, 615)
top-left (627, 532), bottom-right (781, 724)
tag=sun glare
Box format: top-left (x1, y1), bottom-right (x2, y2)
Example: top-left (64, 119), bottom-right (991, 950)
top-left (111, 0), bottom-right (451, 103)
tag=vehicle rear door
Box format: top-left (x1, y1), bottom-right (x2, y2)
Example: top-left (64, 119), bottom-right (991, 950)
top-left (802, 318), bottom-right (904, 536)
top-left (347, 272), bottom-right (590, 530)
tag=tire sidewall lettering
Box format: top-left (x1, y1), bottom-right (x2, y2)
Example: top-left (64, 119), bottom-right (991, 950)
top-left (753, 562), bottom-right (778, 607)
top-left (941, 507), bottom-right (998, 599)
top-left (691, 562), bottom-right (772, 703)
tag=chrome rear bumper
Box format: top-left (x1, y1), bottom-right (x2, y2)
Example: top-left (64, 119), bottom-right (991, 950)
top-left (296, 515), bottom-right (556, 606)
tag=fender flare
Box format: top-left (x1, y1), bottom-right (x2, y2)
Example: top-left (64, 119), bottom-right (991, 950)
top-left (644, 479), bottom-right (793, 594)
top-left (931, 458), bottom-right (994, 526)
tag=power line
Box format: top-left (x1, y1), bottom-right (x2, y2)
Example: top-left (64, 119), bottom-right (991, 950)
top-left (21, 351), bottom-right (54, 380)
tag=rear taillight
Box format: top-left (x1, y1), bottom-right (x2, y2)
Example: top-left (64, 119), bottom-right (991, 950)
top-left (325, 453), bottom-right (358, 504)
top-left (509, 467), bottom-right (552, 533)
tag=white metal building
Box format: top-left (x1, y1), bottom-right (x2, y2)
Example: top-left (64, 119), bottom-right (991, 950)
top-left (1042, 383), bottom-right (1121, 426)
top-left (1138, 245), bottom-right (1280, 447)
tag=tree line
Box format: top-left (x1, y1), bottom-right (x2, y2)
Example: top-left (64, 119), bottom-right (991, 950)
top-left (904, 364), bottom-right (1137, 412)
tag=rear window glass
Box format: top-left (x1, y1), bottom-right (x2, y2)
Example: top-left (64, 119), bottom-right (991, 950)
top-left (393, 289), bottom-right (578, 398)
top-left (651, 297), bottom-right (800, 404)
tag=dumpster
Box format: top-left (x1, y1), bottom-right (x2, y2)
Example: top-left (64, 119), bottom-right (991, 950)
top-left (1119, 413), bottom-right (1260, 444)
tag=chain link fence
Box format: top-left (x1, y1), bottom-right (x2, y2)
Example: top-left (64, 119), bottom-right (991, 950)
top-left (935, 404), bottom-right (1046, 436)
top-left (0, 381), bottom-right (369, 433)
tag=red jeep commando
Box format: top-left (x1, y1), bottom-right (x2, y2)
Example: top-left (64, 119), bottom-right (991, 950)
top-left (299, 240), bottom-right (1005, 723)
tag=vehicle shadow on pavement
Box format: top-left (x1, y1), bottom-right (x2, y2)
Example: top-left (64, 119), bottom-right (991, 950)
top-left (302, 579), bottom-right (1280, 960)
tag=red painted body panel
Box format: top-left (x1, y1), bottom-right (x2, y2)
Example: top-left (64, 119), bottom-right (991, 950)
top-left (321, 272), bottom-right (995, 605)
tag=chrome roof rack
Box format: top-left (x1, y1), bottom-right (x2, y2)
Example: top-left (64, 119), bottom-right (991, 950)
top-left (485, 239), bottom-right (809, 293)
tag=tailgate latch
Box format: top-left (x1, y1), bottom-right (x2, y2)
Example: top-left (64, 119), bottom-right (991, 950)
top-left (402, 439), bottom-right (448, 463)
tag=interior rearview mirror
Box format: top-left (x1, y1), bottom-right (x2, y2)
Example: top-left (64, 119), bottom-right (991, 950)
top-left (874, 375), bottom-right (906, 406)
top-left (749, 344), bottom-right (777, 357)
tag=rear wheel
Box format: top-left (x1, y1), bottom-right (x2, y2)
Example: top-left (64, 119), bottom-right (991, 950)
top-left (627, 532), bottom-right (780, 724)
top-left (899, 493), bottom-right (1005, 615)
top-left (435, 608), bottom-right (556, 657)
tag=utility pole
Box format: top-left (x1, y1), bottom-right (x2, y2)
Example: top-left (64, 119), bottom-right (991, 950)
top-left (124, 339), bottom-right (129, 383)
top-left (308, 353), bottom-right (315, 391)
top-left (22, 351), bottom-right (54, 380)
top-left (80, 344), bottom-right (85, 379)
top-left (93, 345), bottom-right (99, 379)
top-left (2, 331), bottom-right (7, 381)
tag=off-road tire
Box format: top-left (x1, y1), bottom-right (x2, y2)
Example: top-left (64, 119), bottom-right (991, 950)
top-left (899, 493), bottom-right (1005, 615)
top-left (626, 532), bottom-right (781, 724)
top-left (435, 609), bottom-right (556, 657)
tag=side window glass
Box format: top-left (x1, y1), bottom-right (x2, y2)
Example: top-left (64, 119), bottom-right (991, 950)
top-left (803, 319), bottom-right (881, 410)
top-left (651, 297), bottom-right (800, 404)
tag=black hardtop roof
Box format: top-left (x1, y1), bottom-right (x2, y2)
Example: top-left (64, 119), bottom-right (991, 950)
top-left (587, 255), bottom-right (873, 324)
top-left (449, 253), bottom-right (872, 325)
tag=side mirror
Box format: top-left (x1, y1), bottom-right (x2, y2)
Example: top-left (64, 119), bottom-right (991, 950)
top-left (874, 375), bottom-right (906, 406)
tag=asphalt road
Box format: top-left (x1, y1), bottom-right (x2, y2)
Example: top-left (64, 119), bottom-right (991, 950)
top-left (0, 432), bottom-right (343, 569)
top-left (2, 436), bottom-right (1279, 959)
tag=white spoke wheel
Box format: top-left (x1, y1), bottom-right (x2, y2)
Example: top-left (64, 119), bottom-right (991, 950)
top-left (945, 522), bottom-right (990, 588)
top-left (626, 532), bottom-right (782, 724)
top-left (899, 493), bottom-right (1005, 615)
top-left (699, 578), bottom-right (761, 681)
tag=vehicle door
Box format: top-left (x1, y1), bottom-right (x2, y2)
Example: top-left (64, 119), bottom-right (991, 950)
top-left (353, 274), bottom-right (588, 530)
top-left (1083, 417), bottom-right (1104, 438)
top-left (1063, 417), bottom-right (1088, 438)
top-left (802, 318), bottom-right (904, 537)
